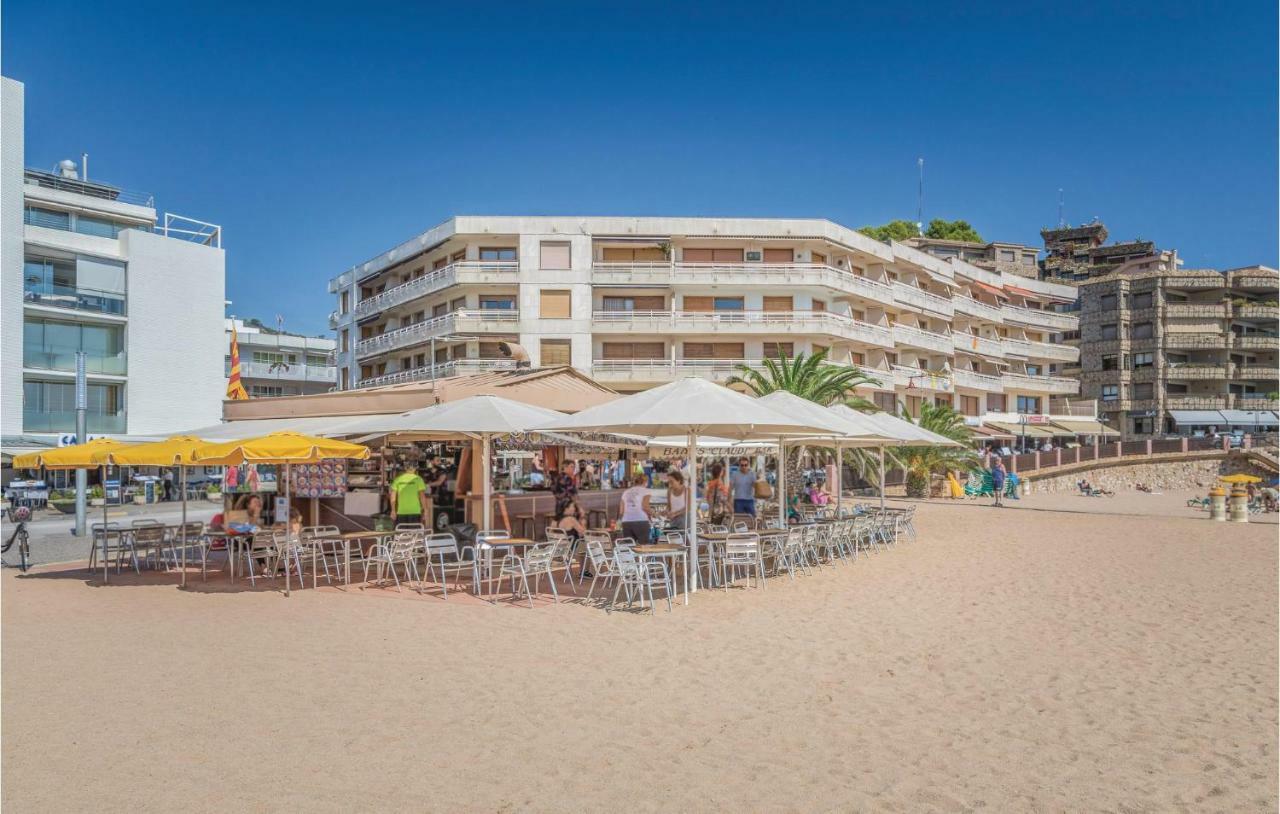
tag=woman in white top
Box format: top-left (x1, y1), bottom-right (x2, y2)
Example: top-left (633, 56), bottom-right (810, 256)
top-left (664, 470), bottom-right (688, 530)
top-left (618, 474), bottom-right (652, 544)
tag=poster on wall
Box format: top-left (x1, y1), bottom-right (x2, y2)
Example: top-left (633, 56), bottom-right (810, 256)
top-left (290, 460), bottom-right (348, 498)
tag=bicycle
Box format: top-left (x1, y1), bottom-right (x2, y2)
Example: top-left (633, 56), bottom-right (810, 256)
top-left (2, 504), bottom-right (32, 572)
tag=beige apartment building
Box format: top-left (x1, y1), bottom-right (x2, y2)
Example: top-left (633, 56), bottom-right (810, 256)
top-left (327, 217), bottom-right (1081, 424)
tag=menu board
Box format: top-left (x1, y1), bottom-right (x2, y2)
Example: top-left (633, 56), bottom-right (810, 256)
top-left (290, 460), bottom-right (348, 498)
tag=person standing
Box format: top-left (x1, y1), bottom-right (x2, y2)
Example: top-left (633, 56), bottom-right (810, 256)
top-left (618, 474), bottom-right (653, 543)
top-left (665, 470), bottom-right (688, 529)
top-left (729, 457), bottom-right (759, 518)
top-left (991, 458), bottom-right (1006, 508)
top-left (389, 465), bottom-right (429, 527)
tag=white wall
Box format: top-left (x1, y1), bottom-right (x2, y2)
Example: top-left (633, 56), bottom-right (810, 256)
top-left (120, 230), bottom-right (226, 434)
top-left (1, 77), bottom-right (25, 436)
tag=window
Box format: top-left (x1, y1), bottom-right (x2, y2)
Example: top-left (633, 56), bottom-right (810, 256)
top-left (1100, 385), bottom-right (1119, 402)
top-left (432, 303), bottom-right (448, 318)
top-left (434, 347), bottom-right (448, 364)
top-left (24, 253), bottom-right (126, 316)
top-left (479, 295), bottom-right (516, 310)
top-left (1132, 416), bottom-right (1154, 435)
top-left (762, 296), bottom-right (793, 312)
top-left (1131, 322), bottom-right (1154, 340)
top-left (1025, 365), bottom-right (1041, 376)
top-left (539, 242), bottom-right (571, 270)
top-left (682, 248), bottom-right (744, 263)
top-left (713, 297), bottom-right (744, 311)
top-left (987, 394), bottom-right (1007, 412)
top-left (413, 353), bottom-right (425, 368)
top-left (1133, 382), bottom-right (1154, 400)
top-left (22, 379), bottom-right (122, 432)
top-left (539, 290), bottom-right (572, 319)
top-left (23, 318), bottom-right (125, 374)
top-left (683, 342), bottom-right (744, 359)
top-left (762, 342), bottom-right (795, 359)
top-left (250, 385), bottom-right (285, 398)
top-left (1022, 253), bottom-right (1037, 266)
top-left (602, 295), bottom-right (664, 311)
top-left (959, 395), bottom-right (980, 416)
top-left (811, 300), bottom-right (826, 312)
top-left (340, 291), bottom-right (349, 314)
top-left (451, 250), bottom-right (466, 263)
top-left (1101, 354), bottom-right (1119, 371)
top-left (999, 249), bottom-right (1016, 261)
top-left (340, 368), bottom-right (349, 389)
top-left (478, 342), bottom-right (505, 359)
top-left (1100, 324), bottom-right (1119, 340)
top-left (432, 257), bottom-right (449, 271)
top-left (601, 342), bottom-right (665, 359)
top-left (762, 248), bottom-right (793, 263)
top-left (811, 252), bottom-right (827, 265)
top-left (1016, 395), bottom-right (1042, 414)
top-left (873, 392), bottom-right (897, 412)
top-left (1132, 352), bottom-right (1154, 369)
top-left (1132, 292), bottom-right (1153, 308)
top-left (850, 352), bottom-right (865, 366)
top-left (340, 330), bottom-right (349, 353)
top-left (540, 339), bottom-right (571, 366)
top-left (601, 246), bottom-right (666, 262)
top-left (24, 206), bottom-right (70, 230)
top-left (252, 351), bottom-right (290, 366)
top-left (1100, 293), bottom-right (1118, 310)
top-left (479, 247), bottom-right (517, 261)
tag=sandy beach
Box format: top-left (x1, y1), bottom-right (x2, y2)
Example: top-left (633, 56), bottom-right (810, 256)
top-left (3, 491), bottom-right (1276, 812)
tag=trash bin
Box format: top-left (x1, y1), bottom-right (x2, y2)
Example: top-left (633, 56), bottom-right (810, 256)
top-left (446, 523), bottom-right (477, 546)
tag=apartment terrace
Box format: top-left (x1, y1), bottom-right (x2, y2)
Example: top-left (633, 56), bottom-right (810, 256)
top-left (891, 322), bottom-right (954, 355)
top-left (952, 295), bottom-right (1005, 323)
top-left (352, 261), bottom-right (519, 320)
top-left (590, 261), bottom-right (900, 308)
top-left (240, 361), bottom-right (338, 383)
top-left (355, 310), bottom-right (518, 358)
top-left (590, 310), bottom-right (895, 348)
top-left (951, 368), bottom-right (1004, 392)
top-left (1001, 303), bottom-right (1077, 331)
top-left (1000, 371), bottom-right (1080, 395)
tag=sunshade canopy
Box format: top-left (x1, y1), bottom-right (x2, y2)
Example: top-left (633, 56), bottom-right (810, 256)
top-left (337, 395), bottom-right (567, 439)
top-left (1219, 410), bottom-right (1279, 427)
top-left (190, 432), bottom-right (370, 465)
top-left (12, 437), bottom-right (128, 470)
top-left (845, 408), bottom-right (964, 446)
top-left (755, 392), bottom-right (887, 443)
top-left (1219, 473), bottom-right (1263, 484)
top-left (533, 377), bottom-right (846, 439)
top-left (93, 436), bottom-right (210, 467)
top-left (1169, 410), bottom-right (1227, 426)
top-left (984, 421), bottom-right (1054, 439)
top-left (1049, 419), bottom-right (1121, 437)
top-left (969, 424), bottom-right (1016, 440)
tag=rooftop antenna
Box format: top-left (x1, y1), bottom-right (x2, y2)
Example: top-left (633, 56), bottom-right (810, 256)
top-left (916, 158), bottom-right (925, 236)
top-left (1057, 188), bottom-right (1065, 228)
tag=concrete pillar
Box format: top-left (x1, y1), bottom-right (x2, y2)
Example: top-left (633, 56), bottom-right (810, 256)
top-left (1056, 449), bottom-right (1062, 467)
top-left (1181, 437), bottom-right (1188, 453)
top-left (1114, 441), bottom-right (1122, 457)
top-left (1094, 443), bottom-right (1100, 460)
top-left (1075, 447), bottom-right (1081, 464)
top-left (1228, 486), bottom-right (1249, 523)
top-left (1209, 487), bottom-right (1227, 521)
top-left (1145, 439), bottom-right (1152, 455)
top-left (1034, 451), bottom-right (1041, 470)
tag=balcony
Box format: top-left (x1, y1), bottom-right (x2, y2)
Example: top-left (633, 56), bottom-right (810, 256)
top-left (328, 270), bottom-right (354, 294)
top-left (1165, 302), bottom-right (1229, 319)
top-left (23, 409), bottom-right (126, 434)
top-left (354, 261), bottom-right (519, 319)
top-left (590, 310), bottom-right (894, 348)
top-left (1001, 372), bottom-right (1078, 395)
top-left (1235, 335), bottom-right (1278, 351)
top-left (952, 369), bottom-right (1004, 392)
top-left (1166, 396), bottom-right (1229, 410)
top-left (1020, 339), bottom-right (1079, 363)
top-left (1163, 333), bottom-right (1228, 350)
top-left (23, 349), bottom-right (127, 376)
top-left (1234, 304), bottom-right (1279, 320)
top-left (952, 295), bottom-right (1005, 323)
top-left (891, 365), bottom-right (953, 391)
top-left (1236, 366), bottom-right (1278, 381)
top-left (355, 310), bottom-right (518, 358)
top-left (952, 332), bottom-right (1005, 359)
top-left (328, 310), bottom-right (341, 330)
top-left (24, 284), bottom-right (126, 317)
top-left (892, 282), bottom-right (954, 317)
top-left (1001, 304), bottom-right (1077, 331)
top-left (1163, 364), bottom-right (1229, 380)
top-left (891, 323), bottom-right (953, 355)
top-left (1236, 398), bottom-right (1280, 411)
top-left (357, 358), bottom-right (520, 388)
top-left (239, 361), bottom-right (337, 383)
top-left (590, 262), bottom-right (899, 307)
top-left (591, 358), bottom-right (774, 384)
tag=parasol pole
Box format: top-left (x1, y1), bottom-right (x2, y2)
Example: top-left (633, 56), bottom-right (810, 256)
top-left (879, 445), bottom-right (886, 511)
top-left (687, 430), bottom-right (698, 593)
top-left (482, 434), bottom-right (492, 531)
top-left (777, 436), bottom-right (786, 528)
top-left (101, 464), bottom-right (109, 584)
top-left (835, 442), bottom-right (842, 517)
top-left (180, 465), bottom-right (187, 587)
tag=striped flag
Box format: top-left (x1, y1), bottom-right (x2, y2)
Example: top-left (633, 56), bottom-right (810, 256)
top-left (226, 329), bottom-right (249, 400)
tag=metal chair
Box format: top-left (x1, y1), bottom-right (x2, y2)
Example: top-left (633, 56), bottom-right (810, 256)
top-left (609, 546), bottom-right (671, 615)
top-left (362, 533), bottom-right (421, 593)
top-left (721, 532), bottom-right (765, 590)
top-left (421, 532), bottom-right (475, 599)
top-left (499, 543), bottom-right (559, 608)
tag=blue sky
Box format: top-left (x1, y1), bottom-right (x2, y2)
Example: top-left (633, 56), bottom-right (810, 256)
top-left (6, 1), bottom-right (1276, 335)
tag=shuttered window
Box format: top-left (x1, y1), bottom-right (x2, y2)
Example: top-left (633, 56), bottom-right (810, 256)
top-left (434, 347), bottom-right (448, 364)
top-left (762, 248), bottom-right (793, 263)
top-left (811, 251), bottom-right (827, 265)
top-left (683, 296), bottom-right (713, 312)
top-left (601, 342), bottom-right (665, 360)
top-left (540, 290), bottom-right (572, 319)
top-left (762, 296), bottom-right (793, 312)
top-left (541, 339), bottom-right (571, 366)
top-left (433, 257), bottom-right (449, 270)
top-left (451, 345), bottom-right (466, 360)
top-left (601, 247), bottom-right (666, 262)
top-left (451, 250), bottom-right (466, 262)
top-left (432, 303), bottom-right (448, 318)
top-left (959, 395), bottom-right (980, 416)
top-left (478, 342), bottom-right (505, 359)
top-left (684, 342), bottom-right (744, 359)
top-left (873, 392), bottom-right (896, 412)
top-left (682, 248), bottom-right (743, 263)
top-left (603, 295), bottom-right (665, 311)
top-left (811, 300), bottom-right (826, 312)
top-left (812, 343), bottom-right (828, 357)
top-left (540, 242), bottom-right (571, 270)
top-left (763, 342), bottom-right (795, 359)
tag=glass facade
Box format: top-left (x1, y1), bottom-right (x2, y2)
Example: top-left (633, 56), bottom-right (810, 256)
top-left (23, 253), bottom-right (126, 315)
top-left (22, 379), bottom-right (125, 433)
top-left (24, 205), bottom-right (144, 239)
top-left (23, 318), bottom-right (126, 375)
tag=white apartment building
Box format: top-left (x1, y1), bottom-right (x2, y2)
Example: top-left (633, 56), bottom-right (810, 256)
top-left (226, 318), bottom-right (336, 398)
top-left (327, 216), bottom-right (1081, 421)
top-left (2, 76), bottom-right (226, 447)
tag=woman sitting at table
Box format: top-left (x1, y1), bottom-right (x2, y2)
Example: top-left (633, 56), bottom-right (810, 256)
top-left (806, 480), bottom-right (833, 506)
top-left (665, 470), bottom-right (689, 529)
top-left (618, 474), bottom-right (653, 544)
top-left (556, 499), bottom-right (588, 541)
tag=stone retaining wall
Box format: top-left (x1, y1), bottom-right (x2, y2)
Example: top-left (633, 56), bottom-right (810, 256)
top-left (1027, 454), bottom-right (1267, 493)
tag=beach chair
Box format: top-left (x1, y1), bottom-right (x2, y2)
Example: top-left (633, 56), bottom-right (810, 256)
top-left (421, 532), bottom-right (476, 599)
top-left (608, 546), bottom-right (670, 615)
top-left (584, 539), bottom-right (621, 600)
top-left (499, 543), bottom-right (559, 608)
top-left (1186, 496), bottom-right (1210, 510)
top-left (721, 532), bottom-right (765, 591)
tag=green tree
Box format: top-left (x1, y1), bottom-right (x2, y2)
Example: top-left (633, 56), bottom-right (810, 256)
top-left (857, 219), bottom-right (920, 243)
top-left (895, 402), bottom-right (978, 498)
top-left (923, 218), bottom-right (984, 243)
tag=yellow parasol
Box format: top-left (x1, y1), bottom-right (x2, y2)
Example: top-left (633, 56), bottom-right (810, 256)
top-left (1218, 474), bottom-right (1262, 484)
top-left (12, 438), bottom-right (128, 470)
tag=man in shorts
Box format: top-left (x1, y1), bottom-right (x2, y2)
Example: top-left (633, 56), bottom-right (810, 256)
top-left (729, 458), bottom-right (759, 517)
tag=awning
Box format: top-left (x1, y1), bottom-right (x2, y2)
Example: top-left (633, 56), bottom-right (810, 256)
top-left (1219, 410), bottom-right (1279, 427)
top-left (1169, 410), bottom-right (1226, 426)
top-left (1005, 284), bottom-right (1074, 304)
top-left (1049, 419), bottom-right (1121, 437)
top-left (972, 282), bottom-right (1008, 300)
top-left (970, 424), bottom-right (1016, 440)
top-left (984, 421), bottom-right (1054, 439)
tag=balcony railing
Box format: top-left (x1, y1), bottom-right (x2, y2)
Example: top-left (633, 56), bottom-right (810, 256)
top-left (24, 169), bottom-right (154, 207)
top-left (357, 358), bottom-right (519, 388)
top-left (23, 350), bottom-right (127, 376)
top-left (892, 282), bottom-right (954, 317)
top-left (23, 409), bottom-right (126, 434)
top-left (1163, 364), bottom-right (1229, 380)
top-left (1236, 366), bottom-right (1278, 380)
top-left (1020, 339), bottom-right (1079, 363)
top-left (355, 310), bottom-right (518, 358)
top-left (240, 361), bottom-right (337, 382)
top-left (590, 262), bottom-right (899, 307)
top-left (1166, 396), bottom-right (1229, 410)
top-left (354, 261), bottom-right (518, 318)
top-left (1001, 304), bottom-right (1077, 331)
top-left (24, 284), bottom-right (125, 317)
top-left (952, 369), bottom-right (1004, 392)
top-left (1236, 398), bottom-right (1280, 411)
top-left (952, 295), bottom-right (1005, 323)
top-left (591, 358), bottom-right (767, 383)
top-left (952, 333), bottom-right (1005, 359)
top-left (1233, 304), bottom-right (1279, 320)
top-left (1235, 335), bottom-right (1278, 350)
top-left (1163, 333), bottom-right (1228, 349)
top-left (891, 323), bottom-right (953, 354)
top-left (891, 365), bottom-right (953, 391)
top-left (1164, 302), bottom-right (1229, 318)
top-left (1001, 372), bottom-right (1078, 395)
top-left (590, 310), bottom-right (894, 347)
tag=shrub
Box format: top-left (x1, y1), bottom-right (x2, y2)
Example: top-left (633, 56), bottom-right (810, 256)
top-left (905, 470), bottom-right (929, 498)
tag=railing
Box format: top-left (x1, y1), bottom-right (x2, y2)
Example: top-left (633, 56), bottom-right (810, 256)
top-left (240, 361), bottom-right (337, 382)
top-left (23, 350), bottom-right (127, 376)
top-left (952, 295), bottom-right (1005, 323)
top-left (1020, 339), bottom-right (1079, 362)
top-left (23, 409), bottom-right (126, 434)
top-left (1001, 303), bottom-right (1077, 331)
top-left (1163, 364), bottom-right (1229, 380)
top-left (357, 358), bottom-right (520, 388)
top-left (1163, 333), bottom-right (1228, 349)
top-left (590, 262), bottom-right (900, 306)
top-left (952, 332), bottom-right (1005, 358)
top-left (892, 282), bottom-right (954, 316)
top-left (1235, 335), bottom-right (1278, 350)
top-left (328, 270), bottom-right (354, 294)
top-left (354, 261), bottom-right (518, 318)
top-left (891, 365), bottom-right (952, 391)
top-left (1164, 302), bottom-right (1229, 318)
top-left (1000, 372), bottom-right (1078, 394)
top-left (591, 358), bottom-right (767, 382)
top-left (591, 310), bottom-right (894, 347)
top-left (355, 309), bottom-right (519, 357)
top-left (1234, 304), bottom-right (1279, 320)
top-left (24, 169), bottom-right (154, 207)
top-left (1236, 366), bottom-right (1277, 380)
top-left (23, 284), bottom-right (125, 317)
top-left (997, 435), bottom-right (1240, 478)
top-left (951, 369), bottom-right (1004, 392)
top-left (328, 310), bottom-right (342, 330)
top-left (1165, 396), bottom-right (1228, 409)
top-left (891, 323), bottom-right (953, 354)
top-left (1236, 398), bottom-right (1280, 411)
top-left (157, 213), bottom-right (222, 248)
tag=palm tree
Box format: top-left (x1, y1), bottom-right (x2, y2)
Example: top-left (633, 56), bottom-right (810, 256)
top-left (896, 401), bottom-right (978, 497)
top-left (727, 350), bottom-right (882, 503)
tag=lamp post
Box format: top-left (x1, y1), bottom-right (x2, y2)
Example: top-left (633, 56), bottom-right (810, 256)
top-left (74, 351), bottom-right (87, 538)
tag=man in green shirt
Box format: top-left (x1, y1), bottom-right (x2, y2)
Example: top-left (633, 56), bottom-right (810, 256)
top-left (389, 466), bottom-right (429, 527)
